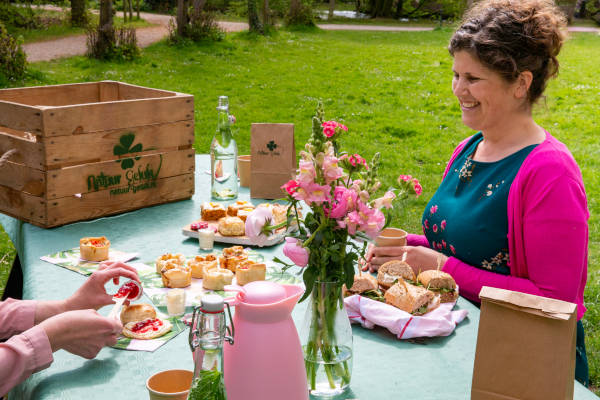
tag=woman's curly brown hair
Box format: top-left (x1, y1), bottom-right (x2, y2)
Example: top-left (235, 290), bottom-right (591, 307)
top-left (449, 0), bottom-right (567, 104)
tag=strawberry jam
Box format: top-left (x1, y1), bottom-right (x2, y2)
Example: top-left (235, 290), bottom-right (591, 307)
top-left (131, 318), bottom-right (163, 333)
top-left (114, 281), bottom-right (140, 299)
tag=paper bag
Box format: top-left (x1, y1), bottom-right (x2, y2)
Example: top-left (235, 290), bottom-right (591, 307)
top-left (472, 286), bottom-right (577, 400)
top-left (250, 123), bottom-right (296, 199)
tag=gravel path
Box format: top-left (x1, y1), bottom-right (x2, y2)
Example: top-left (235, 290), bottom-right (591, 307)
top-left (22, 10), bottom-right (599, 62)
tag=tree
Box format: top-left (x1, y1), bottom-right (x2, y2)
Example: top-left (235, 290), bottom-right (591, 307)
top-left (97, 0), bottom-right (115, 54)
top-left (248, 0), bottom-right (262, 32)
top-left (71, 0), bottom-right (88, 27)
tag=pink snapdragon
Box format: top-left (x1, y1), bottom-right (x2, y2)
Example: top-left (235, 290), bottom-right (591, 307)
top-left (298, 160), bottom-right (316, 184)
top-left (305, 183), bottom-right (331, 205)
top-left (322, 155), bottom-right (343, 183)
top-left (398, 174), bottom-right (413, 183)
top-left (326, 186), bottom-right (358, 219)
top-left (281, 180), bottom-right (299, 196)
top-left (356, 201), bottom-right (385, 238)
top-left (373, 191), bottom-right (396, 209)
top-left (283, 237), bottom-right (309, 267)
top-left (245, 207), bottom-right (274, 247)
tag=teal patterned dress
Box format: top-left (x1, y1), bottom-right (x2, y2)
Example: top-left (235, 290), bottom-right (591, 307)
top-left (421, 132), bottom-right (589, 386)
top-left (422, 133), bottom-right (536, 275)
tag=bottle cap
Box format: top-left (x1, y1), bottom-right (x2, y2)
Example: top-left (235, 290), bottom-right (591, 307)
top-left (217, 96), bottom-right (229, 111)
top-left (201, 294), bottom-right (224, 313)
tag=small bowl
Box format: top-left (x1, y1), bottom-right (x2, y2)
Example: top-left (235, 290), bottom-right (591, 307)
top-left (146, 369), bottom-right (193, 400)
top-left (375, 228), bottom-right (408, 247)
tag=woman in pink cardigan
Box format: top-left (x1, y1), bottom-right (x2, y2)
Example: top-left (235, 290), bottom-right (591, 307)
top-left (0, 261), bottom-right (140, 396)
top-left (366, 0), bottom-right (589, 386)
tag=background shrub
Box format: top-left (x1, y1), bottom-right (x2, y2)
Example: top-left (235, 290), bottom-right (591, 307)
top-left (0, 21), bottom-right (27, 86)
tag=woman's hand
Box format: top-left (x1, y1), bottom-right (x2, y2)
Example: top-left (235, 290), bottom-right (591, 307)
top-left (39, 309), bottom-right (123, 359)
top-left (65, 261), bottom-right (140, 311)
top-left (365, 244), bottom-right (449, 275)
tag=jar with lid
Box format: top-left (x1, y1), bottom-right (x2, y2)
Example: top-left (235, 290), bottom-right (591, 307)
top-left (187, 295), bottom-right (234, 400)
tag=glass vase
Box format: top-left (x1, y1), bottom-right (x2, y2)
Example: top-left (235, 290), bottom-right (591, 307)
top-left (300, 280), bottom-right (353, 397)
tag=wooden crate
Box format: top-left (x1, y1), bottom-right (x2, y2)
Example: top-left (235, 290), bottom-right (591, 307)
top-left (0, 81), bottom-right (195, 228)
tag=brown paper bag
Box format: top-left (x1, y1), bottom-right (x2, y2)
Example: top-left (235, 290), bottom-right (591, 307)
top-left (472, 286), bottom-right (577, 400)
top-left (250, 123), bottom-right (296, 199)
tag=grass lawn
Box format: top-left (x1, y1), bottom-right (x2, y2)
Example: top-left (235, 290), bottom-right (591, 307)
top-left (9, 10), bottom-right (154, 44)
top-left (0, 27), bottom-right (599, 392)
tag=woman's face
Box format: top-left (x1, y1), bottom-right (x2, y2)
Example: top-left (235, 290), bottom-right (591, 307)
top-left (452, 50), bottom-right (524, 133)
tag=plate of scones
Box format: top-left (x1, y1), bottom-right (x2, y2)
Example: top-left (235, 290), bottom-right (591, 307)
top-left (182, 200), bottom-right (297, 247)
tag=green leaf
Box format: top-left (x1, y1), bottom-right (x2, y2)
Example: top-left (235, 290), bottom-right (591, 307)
top-left (299, 266), bottom-right (316, 303)
top-left (130, 143), bottom-right (143, 153)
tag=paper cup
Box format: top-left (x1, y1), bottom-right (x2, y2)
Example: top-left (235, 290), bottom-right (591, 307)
top-left (238, 155), bottom-right (251, 187)
top-left (146, 369), bottom-right (193, 400)
top-left (374, 228), bottom-right (407, 247)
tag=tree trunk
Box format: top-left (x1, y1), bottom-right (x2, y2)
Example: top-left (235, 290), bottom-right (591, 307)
top-left (394, 0), bottom-right (404, 18)
top-left (136, 0), bottom-right (140, 19)
top-left (177, 0), bottom-right (187, 36)
top-left (123, 0), bottom-right (128, 22)
top-left (263, 0), bottom-right (270, 26)
top-left (381, 0), bottom-right (393, 17)
top-left (71, 0), bottom-right (87, 27)
top-left (328, 0), bottom-right (334, 19)
top-left (128, 0), bottom-right (134, 22)
top-left (98, 0), bottom-right (114, 54)
top-left (192, 0), bottom-right (206, 19)
top-left (248, 0), bottom-right (262, 32)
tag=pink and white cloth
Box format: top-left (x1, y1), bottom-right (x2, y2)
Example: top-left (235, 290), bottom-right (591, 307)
top-left (344, 295), bottom-right (468, 339)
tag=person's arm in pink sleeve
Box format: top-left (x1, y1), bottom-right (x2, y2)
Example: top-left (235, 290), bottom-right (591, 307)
top-left (442, 257), bottom-right (544, 303)
top-left (443, 173), bottom-right (588, 309)
top-left (0, 299), bottom-right (37, 339)
top-left (0, 325), bottom-right (53, 397)
top-left (406, 233), bottom-right (429, 248)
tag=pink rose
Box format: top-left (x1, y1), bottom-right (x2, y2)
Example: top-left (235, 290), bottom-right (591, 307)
top-left (245, 207), bottom-right (274, 247)
top-left (283, 237), bottom-right (309, 267)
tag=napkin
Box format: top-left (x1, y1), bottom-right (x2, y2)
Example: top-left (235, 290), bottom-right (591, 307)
top-left (344, 294), bottom-right (468, 339)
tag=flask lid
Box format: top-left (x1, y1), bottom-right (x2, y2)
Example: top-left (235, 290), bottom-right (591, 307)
top-left (201, 294), bottom-right (224, 313)
top-left (240, 281), bottom-right (287, 305)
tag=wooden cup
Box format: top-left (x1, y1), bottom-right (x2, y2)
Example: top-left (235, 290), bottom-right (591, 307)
top-left (146, 369), bottom-right (193, 400)
top-left (238, 155), bottom-right (251, 188)
top-left (374, 228), bottom-right (408, 247)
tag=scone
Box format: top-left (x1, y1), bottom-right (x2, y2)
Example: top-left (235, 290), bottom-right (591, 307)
top-left (155, 253), bottom-right (186, 274)
top-left (235, 260), bottom-right (266, 286)
top-left (79, 236), bottom-right (110, 262)
top-left (161, 261), bottom-right (192, 288)
top-left (122, 318), bottom-right (172, 340)
top-left (203, 268), bottom-right (234, 291)
top-left (218, 216), bottom-right (245, 236)
top-left (120, 303), bottom-right (156, 324)
top-left (188, 254), bottom-right (218, 279)
top-left (227, 201), bottom-right (254, 216)
top-left (201, 202), bottom-right (227, 221)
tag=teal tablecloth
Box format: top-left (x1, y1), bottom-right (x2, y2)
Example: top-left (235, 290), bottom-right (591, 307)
top-left (1, 155), bottom-right (597, 400)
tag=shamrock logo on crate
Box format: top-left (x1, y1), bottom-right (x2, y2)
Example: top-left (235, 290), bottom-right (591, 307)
top-left (266, 140), bottom-right (277, 152)
top-left (114, 133), bottom-right (143, 170)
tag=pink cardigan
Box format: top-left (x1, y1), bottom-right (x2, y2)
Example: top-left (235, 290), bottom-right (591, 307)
top-left (0, 299), bottom-right (53, 396)
top-left (407, 132), bottom-right (589, 320)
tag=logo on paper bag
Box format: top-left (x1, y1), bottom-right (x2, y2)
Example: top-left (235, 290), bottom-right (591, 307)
top-left (259, 140), bottom-right (281, 156)
top-left (86, 132), bottom-right (162, 196)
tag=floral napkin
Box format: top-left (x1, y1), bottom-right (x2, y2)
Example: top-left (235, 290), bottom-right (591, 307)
top-left (344, 294), bottom-right (469, 339)
top-left (40, 248), bottom-right (138, 276)
top-left (111, 312), bottom-right (187, 352)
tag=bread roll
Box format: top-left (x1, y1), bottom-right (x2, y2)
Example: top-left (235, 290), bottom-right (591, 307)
top-left (188, 254), bottom-right (218, 279)
top-left (161, 262), bottom-right (192, 288)
top-left (122, 318), bottom-right (172, 340)
top-left (377, 260), bottom-right (416, 289)
top-left (384, 279), bottom-right (435, 315)
top-left (417, 270), bottom-right (458, 303)
top-left (203, 268), bottom-right (234, 291)
top-left (342, 274), bottom-right (378, 297)
top-left (120, 303), bottom-right (157, 324)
